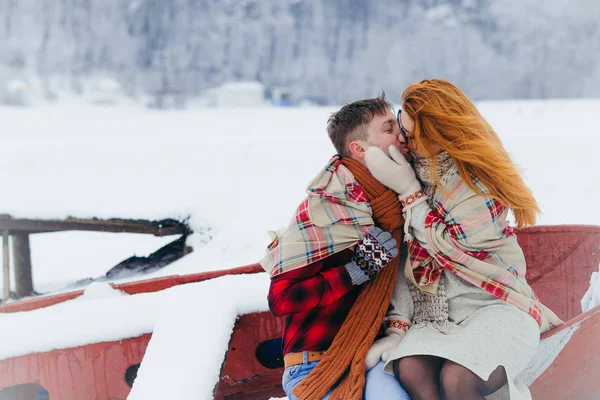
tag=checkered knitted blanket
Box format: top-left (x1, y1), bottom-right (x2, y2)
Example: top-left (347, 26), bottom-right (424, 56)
top-left (407, 158), bottom-right (562, 332)
top-left (260, 155), bottom-right (374, 277)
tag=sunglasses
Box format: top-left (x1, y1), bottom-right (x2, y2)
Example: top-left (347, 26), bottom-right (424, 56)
top-left (397, 109), bottom-right (411, 144)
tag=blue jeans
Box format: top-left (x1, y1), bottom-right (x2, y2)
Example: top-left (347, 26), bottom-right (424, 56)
top-left (282, 352), bottom-right (410, 400)
top-left (364, 360), bottom-right (410, 399)
top-left (282, 360), bottom-right (332, 400)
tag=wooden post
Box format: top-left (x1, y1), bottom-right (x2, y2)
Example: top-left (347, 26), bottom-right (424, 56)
top-left (2, 231), bottom-right (9, 302)
top-left (13, 234), bottom-right (33, 298)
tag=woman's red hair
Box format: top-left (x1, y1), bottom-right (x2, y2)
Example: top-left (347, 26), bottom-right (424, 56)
top-left (402, 79), bottom-right (539, 228)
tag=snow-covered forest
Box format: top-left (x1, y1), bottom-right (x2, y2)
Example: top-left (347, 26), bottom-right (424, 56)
top-left (1, 0), bottom-right (599, 106)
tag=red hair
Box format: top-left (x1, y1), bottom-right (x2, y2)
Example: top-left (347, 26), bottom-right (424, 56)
top-left (402, 79), bottom-right (539, 228)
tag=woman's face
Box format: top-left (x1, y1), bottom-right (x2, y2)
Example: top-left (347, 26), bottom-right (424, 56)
top-left (400, 110), bottom-right (441, 159)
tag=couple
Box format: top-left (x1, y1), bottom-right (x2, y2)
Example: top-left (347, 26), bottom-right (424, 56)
top-left (260, 79), bottom-right (562, 400)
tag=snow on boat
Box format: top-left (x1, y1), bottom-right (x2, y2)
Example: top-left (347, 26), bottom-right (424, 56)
top-left (1, 225), bottom-right (600, 399)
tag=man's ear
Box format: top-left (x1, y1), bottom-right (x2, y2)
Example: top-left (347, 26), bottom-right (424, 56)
top-left (348, 140), bottom-right (367, 159)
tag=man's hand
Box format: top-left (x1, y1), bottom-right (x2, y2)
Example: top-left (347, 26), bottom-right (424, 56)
top-left (366, 333), bottom-right (403, 370)
top-left (344, 227), bottom-right (398, 285)
top-left (365, 145), bottom-right (422, 199)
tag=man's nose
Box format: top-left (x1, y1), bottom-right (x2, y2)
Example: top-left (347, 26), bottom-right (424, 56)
top-left (398, 133), bottom-right (407, 145)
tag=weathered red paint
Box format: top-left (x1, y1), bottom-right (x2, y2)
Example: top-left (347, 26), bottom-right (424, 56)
top-left (0, 334), bottom-right (151, 400)
top-left (1, 225), bottom-right (599, 399)
top-left (215, 313), bottom-right (285, 400)
top-left (517, 225), bottom-right (600, 321)
top-left (0, 263), bottom-right (263, 314)
top-left (530, 305), bottom-right (600, 399)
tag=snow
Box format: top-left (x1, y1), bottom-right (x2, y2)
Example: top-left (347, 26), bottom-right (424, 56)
top-left (80, 281), bottom-right (128, 300)
top-left (0, 273), bottom-right (269, 363)
top-left (0, 100), bottom-right (599, 399)
top-left (1, 100), bottom-right (599, 295)
top-left (581, 267), bottom-right (600, 313)
top-left (26, 231), bottom-right (176, 294)
top-left (520, 320), bottom-right (583, 386)
top-left (127, 273), bottom-right (269, 400)
top-left (199, 81), bottom-right (268, 107)
top-left (219, 81), bottom-right (265, 90)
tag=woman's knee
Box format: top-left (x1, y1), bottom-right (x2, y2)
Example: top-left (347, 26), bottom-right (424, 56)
top-left (394, 356), bottom-right (442, 389)
top-left (393, 356), bottom-right (444, 399)
top-left (439, 361), bottom-right (485, 397)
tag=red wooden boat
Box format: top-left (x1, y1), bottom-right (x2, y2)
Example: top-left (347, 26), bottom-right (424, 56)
top-left (1, 225), bottom-right (600, 400)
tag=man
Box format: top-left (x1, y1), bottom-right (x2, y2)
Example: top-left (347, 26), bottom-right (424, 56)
top-left (260, 94), bottom-right (411, 399)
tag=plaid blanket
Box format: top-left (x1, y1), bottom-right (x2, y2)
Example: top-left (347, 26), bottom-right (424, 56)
top-left (260, 155), bottom-right (374, 277)
top-left (406, 165), bottom-right (563, 332)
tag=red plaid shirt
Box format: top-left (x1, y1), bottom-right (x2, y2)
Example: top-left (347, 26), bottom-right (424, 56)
top-left (267, 248), bottom-right (359, 356)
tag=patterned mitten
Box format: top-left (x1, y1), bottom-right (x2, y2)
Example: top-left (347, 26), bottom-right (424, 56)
top-left (344, 227), bottom-right (399, 285)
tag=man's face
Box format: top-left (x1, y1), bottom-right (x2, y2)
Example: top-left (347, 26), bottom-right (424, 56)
top-left (365, 111), bottom-right (411, 160)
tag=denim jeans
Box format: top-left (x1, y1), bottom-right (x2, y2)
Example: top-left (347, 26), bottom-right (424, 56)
top-left (364, 359), bottom-right (410, 399)
top-left (282, 351), bottom-right (410, 400)
top-left (282, 360), bottom-right (332, 400)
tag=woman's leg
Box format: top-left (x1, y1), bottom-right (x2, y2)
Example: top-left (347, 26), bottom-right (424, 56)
top-left (393, 355), bottom-right (445, 400)
top-left (439, 360), bottom-right (507, 400)
top-left (364, 360), bottom-right (410, 400)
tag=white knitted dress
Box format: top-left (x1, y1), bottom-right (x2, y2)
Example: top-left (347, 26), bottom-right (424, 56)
top-left (383, 153), bottom-right (540, 400)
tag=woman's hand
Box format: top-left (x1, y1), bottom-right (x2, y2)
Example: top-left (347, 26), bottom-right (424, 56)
top-left (365, 145), bottom-right (422, 199)
top-left (365, 332), bottom-right (403, 370)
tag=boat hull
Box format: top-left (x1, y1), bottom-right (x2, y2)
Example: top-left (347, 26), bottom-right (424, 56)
top-left (1, 225), bottom-right (600, 399)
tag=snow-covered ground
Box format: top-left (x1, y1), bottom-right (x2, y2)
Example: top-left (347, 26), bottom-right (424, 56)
top-left (1, 100), bottom-right (599, 294)
top-left (1, 100), bottom-right (600, 399)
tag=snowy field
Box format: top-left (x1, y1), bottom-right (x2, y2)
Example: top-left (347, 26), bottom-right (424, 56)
top-left (1, 100), bottom-right (600, 399)
top-left (1, 99), bottom-right (599, 294)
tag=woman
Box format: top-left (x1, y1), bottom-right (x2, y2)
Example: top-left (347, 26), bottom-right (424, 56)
top-left (364, 79), bottom-right (562, 400)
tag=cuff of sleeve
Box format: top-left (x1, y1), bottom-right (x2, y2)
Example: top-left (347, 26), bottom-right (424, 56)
top-left (399, 189), bottom-right (428, 210)
top-left (385, 318), bottom-right (412, 337)
top-left (407, 201), bottom-right (430, 229)
top-left (401, 199), bottom-right (431, 243)
top-left (344, 261), bottom-right (370, 285)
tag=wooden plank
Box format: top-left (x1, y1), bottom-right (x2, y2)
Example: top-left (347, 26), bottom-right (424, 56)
top-left (2, 231), bottom-right (9, 302)
top-left (13, 234), bottom-right (33, 298)
top-left (0, 217), bottom-right (189, 236)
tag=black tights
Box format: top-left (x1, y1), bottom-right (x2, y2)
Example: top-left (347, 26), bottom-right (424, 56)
top-left (392, 355), bottom-right (507, 400)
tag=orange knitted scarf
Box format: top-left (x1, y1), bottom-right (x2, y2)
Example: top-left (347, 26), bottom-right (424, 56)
top-left (292, 157), bottom-right (404, 400)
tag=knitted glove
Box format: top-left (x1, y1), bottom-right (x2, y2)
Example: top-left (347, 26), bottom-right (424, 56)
top-left (365, 146), bottom-right (426, 207)
top-left (344, 227), bottom-right (399, 285)
top-left (365, 332), bottom-right (403, 370)
top-left (366, 319), bottom-right (411, 370)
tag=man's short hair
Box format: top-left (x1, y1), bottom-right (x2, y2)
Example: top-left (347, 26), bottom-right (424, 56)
top-left (327, 92), bottom-right (393, 157)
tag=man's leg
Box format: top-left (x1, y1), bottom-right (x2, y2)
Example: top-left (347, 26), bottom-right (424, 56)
top-left (364, 360), bottom-right (410, 400)
top-left (393, 355), bottom-right (445, 400)
top-left (439, 360), bottom-right (507, 400)
top-left (282, 350), bottom-right (335, 400)
top-left (282, 355), bottom-right (322, 400)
